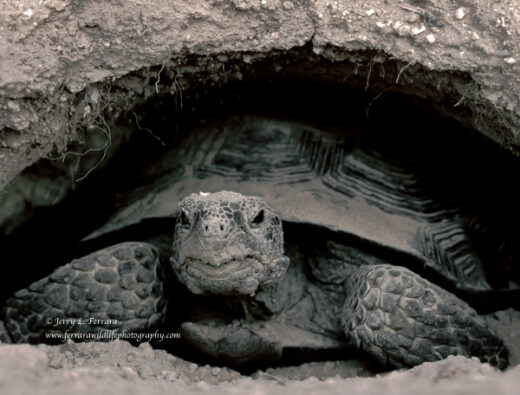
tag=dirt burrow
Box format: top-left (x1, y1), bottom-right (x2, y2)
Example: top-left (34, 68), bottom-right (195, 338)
top-left (1, 0), bottom-right (519, 192)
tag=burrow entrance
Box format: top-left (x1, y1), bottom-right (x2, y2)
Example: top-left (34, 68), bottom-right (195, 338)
top-left (0, 46), bottom-right (519, 372)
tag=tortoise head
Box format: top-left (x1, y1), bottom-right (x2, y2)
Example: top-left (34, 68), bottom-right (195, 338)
top-left (170, 191), bottom-right (290, 296)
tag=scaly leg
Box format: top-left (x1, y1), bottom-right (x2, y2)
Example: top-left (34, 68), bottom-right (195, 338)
top-left (342, 264), bottom-right (507, 369)
top-left (181, 320), bottom-right (283, 366)
top-left (1, 242), bottom-right (167, 344)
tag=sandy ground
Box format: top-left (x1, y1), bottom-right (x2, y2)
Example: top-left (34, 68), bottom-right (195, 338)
top-left (0, 340), bottom-right (519, 395)
top-left (0, 309), bottom-right (518, 394)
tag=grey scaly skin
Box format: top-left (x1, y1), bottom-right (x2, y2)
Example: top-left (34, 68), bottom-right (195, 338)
top-left (0, 191), bottom-right (508, 369)
top-left (171, 191), bottom-right (289, 296)
top-left (0, 243), bottom-right (167, 344)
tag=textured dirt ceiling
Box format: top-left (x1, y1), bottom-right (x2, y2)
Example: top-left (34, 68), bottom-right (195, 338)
top-left (1, 0), bottom-right (519, 188)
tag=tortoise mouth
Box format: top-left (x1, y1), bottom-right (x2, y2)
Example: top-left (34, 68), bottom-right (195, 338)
top-left (172, 255), bottom-right (270, 295)
top-left (182, 255), bottom-right (265, 280)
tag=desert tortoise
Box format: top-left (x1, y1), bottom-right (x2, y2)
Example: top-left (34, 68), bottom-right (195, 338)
top-left (0, 117), bottom-right (509, 369)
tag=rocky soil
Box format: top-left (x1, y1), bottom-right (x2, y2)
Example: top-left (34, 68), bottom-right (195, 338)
top-left (0, 309), bottom-right (518, 393)
top-left (1, 340), bottom-right (520, 395)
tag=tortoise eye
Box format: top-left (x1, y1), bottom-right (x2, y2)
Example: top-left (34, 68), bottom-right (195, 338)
top-left (180, 209), bottom-right (190, 227)
top-left (251, 209), bottom-right (264, 227)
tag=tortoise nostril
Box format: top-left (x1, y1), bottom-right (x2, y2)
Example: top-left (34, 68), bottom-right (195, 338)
top-left (220, 224), bottom-right (224, 231)
top-left (204, 225), bottom-right (209, 231)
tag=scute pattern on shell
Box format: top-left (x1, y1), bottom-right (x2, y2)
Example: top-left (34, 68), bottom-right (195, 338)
top-left (90, 116), bottom-right (499, 293)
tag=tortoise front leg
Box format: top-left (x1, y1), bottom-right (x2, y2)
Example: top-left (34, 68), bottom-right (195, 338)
top-left (181, 320), bottom-right (283, 366)
top-left (342, 264), bottom-right (508, 369)
top-left (1, 242), bottom-right (167, 344)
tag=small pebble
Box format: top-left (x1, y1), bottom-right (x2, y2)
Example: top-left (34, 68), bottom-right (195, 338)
top-left (7, 101), bottom-right (20, 112)
top-left (455, 8), bottom-right (468, 20)
top-left (167, 371), bottom-right (178, 381)
top-left (412, 25), bottom-right (425, 35)
top-left (120, 367), bottom-right (138, 379)
top-left (137, 363), bottom-right (154, 379)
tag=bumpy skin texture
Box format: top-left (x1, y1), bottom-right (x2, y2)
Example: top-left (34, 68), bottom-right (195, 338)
top-left (343, 264), bottom-right (507, 369)
top-left (1, 242), bottom-right (167, 343)
top-left (181, 321), bottom-right (283, 365)
top-left (171, 191), bottom-right (290, 296)
top-left (0, 191), bottom-right (507, 371)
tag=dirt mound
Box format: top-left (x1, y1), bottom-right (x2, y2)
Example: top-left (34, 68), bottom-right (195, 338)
top-left (1, 341), bottom-right (519, 395)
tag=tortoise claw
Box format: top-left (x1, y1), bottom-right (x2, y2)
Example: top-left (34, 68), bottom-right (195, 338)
top-left (181, 321), bottom-right (282, 365)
